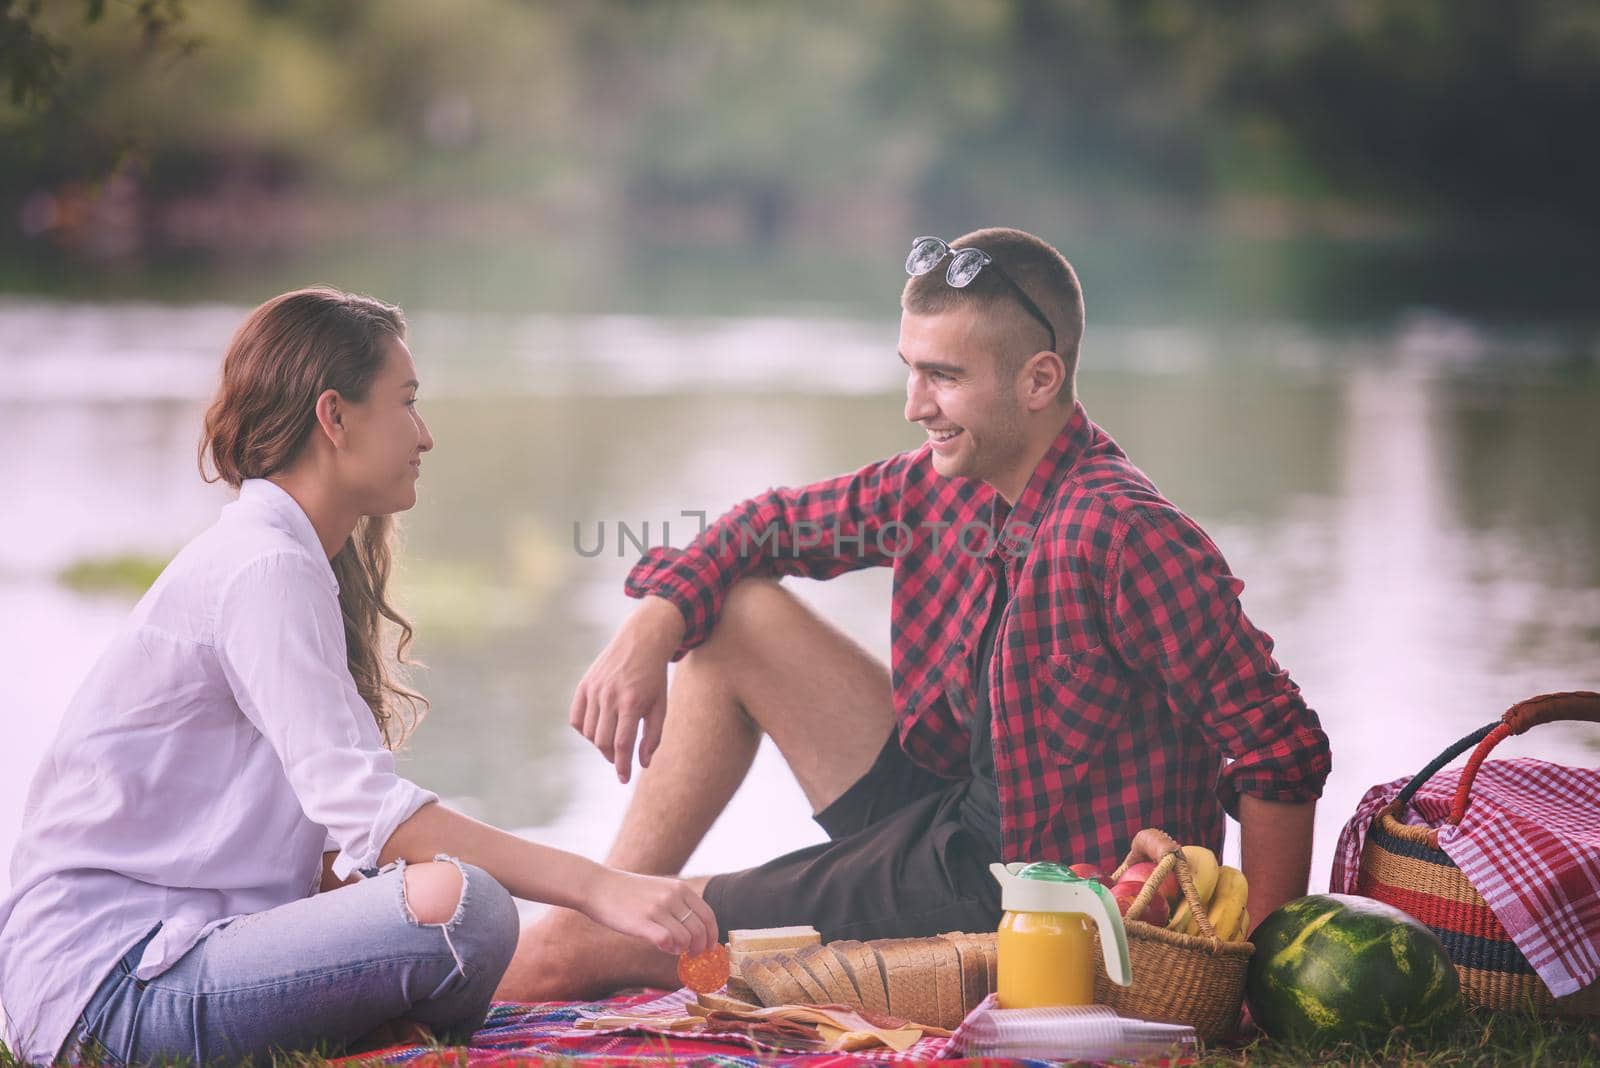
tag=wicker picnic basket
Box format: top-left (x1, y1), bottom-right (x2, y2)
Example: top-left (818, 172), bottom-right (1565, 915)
top-left (1355, 690), bottom-right (1600, 1018)
top-left (1088, 831), bottom-right (1253, 1043)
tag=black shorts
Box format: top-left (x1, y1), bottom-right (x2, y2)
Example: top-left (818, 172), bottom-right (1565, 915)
top-left (701, 734), bottom-right (1003, 941)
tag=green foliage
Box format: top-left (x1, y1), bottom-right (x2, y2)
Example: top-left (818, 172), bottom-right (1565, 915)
top-left (57, 551), bottom-right (168, 595)
top-left (1, 0), bottom-right (191, 107)
top-left (2, 0), bottom-right (1599, 254)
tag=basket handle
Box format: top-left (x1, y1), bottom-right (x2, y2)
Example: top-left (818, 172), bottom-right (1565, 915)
top-left (1394, 690), bottom-right (1600, 826)
top-left (1109, 828), bottom-right (1222, 941)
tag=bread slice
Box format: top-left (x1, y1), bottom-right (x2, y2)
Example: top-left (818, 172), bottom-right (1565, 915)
top-left (727, 926), bottom-right (820, 952)
top-left (937, 932), bottom-right (993, 1014)
top-left (981, 934), bottom-right (998, 997)
top-left (921, 938), bottom-right (957, 1029)
top-left (797, 944), bottom-right (858, 1007)
top-left (725, 976), bottom-right (759, 1005)
top-left (792, 945), bottom-right (843, 1004)
top-left (945, 931), bottom-right (997, 997)
top-left (915, 938), bottom-right (949, 1028)
top-left (742, 954), bottom-right (803, 1006)
top-left (876, 939), bottom-right (939, 1029)
top-left (823, 944), bottom-right (864, 1003)
top-left (727, 949), bottom-right (758, 982)
top-left (946, 938), bottom-right (975, 1027)
top-left (777, 954), bottom-right (830, 1004)
top-left (696, 990), bottom-right (762, 1014)
top-left (833, 940), bottom-right (889, 1014)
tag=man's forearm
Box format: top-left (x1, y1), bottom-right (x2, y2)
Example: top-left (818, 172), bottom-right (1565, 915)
top-left (1238, 795), bottom-right (1317, 937)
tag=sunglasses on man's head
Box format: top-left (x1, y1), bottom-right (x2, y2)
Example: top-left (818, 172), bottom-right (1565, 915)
top-left (905, 236), bottom-right (1057, 354)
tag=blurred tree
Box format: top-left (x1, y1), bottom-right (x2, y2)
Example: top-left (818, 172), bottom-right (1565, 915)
top-left (3, 0), bottom-right (1599, 267)
top-left (2, 0), bottom-right (192, 106)
top-left (1224, 0), bottom-right (1600, 228)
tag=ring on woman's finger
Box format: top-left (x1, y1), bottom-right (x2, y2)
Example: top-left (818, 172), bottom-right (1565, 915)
top-left (677, 909), bottom-right (692, 923)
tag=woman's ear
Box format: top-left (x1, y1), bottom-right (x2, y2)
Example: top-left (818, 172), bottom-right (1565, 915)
top-left (314, 388), bottom-right (347, 448)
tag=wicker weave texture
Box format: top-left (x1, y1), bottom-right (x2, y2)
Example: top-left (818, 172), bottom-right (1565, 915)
top-left (1359, 805), bottom-right (1599, 1018)
top-left (1086, 843), bottom-right (1254, 1042)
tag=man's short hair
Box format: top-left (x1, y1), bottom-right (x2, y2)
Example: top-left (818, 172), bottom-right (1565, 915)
top-left (901, 227), bottom-right (1085, 403)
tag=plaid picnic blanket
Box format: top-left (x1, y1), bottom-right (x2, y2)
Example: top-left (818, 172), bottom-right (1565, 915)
top-left (336, 990), bottom-right (1143, 1066)
top-left (1331, 757), bottom-right (1600, 998)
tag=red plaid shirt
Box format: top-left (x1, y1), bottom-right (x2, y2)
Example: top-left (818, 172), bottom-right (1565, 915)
top-left (626, 402), bottom-right (1331, 869)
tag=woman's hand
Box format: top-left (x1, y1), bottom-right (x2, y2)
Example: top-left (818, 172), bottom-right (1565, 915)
top-left (582, 867), bottom-right (718, 957)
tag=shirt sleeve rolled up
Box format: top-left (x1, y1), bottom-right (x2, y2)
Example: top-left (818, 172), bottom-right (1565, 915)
top-left (626, 451), bottom-right (914, 660)
top-left (1107, 508), bottom-right (1332, 819)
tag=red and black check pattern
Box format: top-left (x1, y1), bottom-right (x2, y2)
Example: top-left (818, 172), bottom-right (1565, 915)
top-left (626, 403), bottom-right (1331, 870)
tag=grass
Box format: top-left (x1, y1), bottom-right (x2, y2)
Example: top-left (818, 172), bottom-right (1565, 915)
top-left (1191, 1008), bottom-right (1600, 1066)
top-left (7, 1008), bottom-right (1594, 1067)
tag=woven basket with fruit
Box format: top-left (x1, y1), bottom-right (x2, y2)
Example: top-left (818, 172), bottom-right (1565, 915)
top-left (1082, 828), bottom-right (1255, 1042)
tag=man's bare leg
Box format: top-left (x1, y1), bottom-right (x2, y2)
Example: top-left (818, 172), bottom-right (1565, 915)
top-left (496, 579), bottom-right (894, 1000)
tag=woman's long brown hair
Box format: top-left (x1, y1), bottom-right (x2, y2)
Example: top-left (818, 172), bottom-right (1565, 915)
top-left (199, 285), bottom-right (427, 747)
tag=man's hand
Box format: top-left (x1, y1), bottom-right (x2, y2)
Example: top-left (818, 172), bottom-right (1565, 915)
top-left (1238, 795), bottom-right (1317, 935)
top-left (571, 596), bottom-right (687, 783)
top-left (579, 866), bottom-right (718, 957)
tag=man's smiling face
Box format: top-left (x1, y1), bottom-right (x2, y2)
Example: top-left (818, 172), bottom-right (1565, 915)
top-left (899, 304), bottom-right (1028, 486)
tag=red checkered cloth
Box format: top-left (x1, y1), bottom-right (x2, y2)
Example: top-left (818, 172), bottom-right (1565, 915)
top-left (571, 988), bottom-right (954, 1061)
top-left (1331, 757), bottom-right (1600, 998)
top-left (334, 990), bottom-right (1063, 1066)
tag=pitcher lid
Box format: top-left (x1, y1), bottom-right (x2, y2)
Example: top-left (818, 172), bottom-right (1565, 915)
top-left (1016, 861), bottom-right (1082, 883)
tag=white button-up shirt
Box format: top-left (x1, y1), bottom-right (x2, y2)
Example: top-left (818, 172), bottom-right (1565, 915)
top-left (0, 478), bottom-right (438, 1063)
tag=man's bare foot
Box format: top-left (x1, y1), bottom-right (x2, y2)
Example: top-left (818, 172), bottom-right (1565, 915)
top-left (495, 906), bottom-right (676, 1002)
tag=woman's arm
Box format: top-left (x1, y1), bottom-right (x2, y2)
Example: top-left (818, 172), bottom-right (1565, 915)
top-left (319, 851), bottom-right (357, 892)
top-left (216, 554), bottom-right (713, 953)
top-left (381, 801), bottom-right (717, 956)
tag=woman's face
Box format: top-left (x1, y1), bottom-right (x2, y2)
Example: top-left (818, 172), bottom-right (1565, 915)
top-left (338, 336), bottom-right (434, 516)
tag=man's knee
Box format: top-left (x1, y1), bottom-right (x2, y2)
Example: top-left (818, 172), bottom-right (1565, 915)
top-left (696, 578), bottom-right (797, 662)
top-left (402, 860), bottom-right (464, 926)
top-left (718, 577), bottom-right (793, 631)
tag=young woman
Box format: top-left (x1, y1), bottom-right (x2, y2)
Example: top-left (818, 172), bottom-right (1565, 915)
top-left (0, 287), bottom-right (717, 1064)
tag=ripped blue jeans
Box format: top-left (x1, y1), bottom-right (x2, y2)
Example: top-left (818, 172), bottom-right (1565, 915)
top-left (63, 858), bottom-right (519, 1065)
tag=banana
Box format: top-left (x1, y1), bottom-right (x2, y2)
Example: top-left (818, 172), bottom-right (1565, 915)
top-left (1181, 846), bottom-right (1220, 904)
top-left (1201, 865), bottom-right (1249, 941)
top-left (1164, 846), bottom-right (1220, 932)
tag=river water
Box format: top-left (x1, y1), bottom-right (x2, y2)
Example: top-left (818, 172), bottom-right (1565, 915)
top-left (3, 299), bottom-right (1597, 910)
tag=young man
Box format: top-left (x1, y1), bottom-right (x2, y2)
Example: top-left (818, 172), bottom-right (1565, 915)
top-left (498, 228), bottom-right (1331, 1000)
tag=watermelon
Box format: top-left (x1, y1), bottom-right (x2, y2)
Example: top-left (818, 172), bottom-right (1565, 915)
top-left (1246, 894), bottom-right (1461, 1048)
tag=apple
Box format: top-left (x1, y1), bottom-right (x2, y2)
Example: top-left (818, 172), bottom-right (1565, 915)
top-left (1111, 876), bottom-right (1170, 926)
top-left (1123, 861), bottom-right (1157, 885)
top-left (1112, 886), bottom-right (1139, 917)
top-left (1135, 889), bottom-right (1171, 927)
top-left (1155, 867), bottom-right (1182, 908)
top-left (1068, 863), bottom-right (1104, 883)
top-left (1122, 859), bottom-right (1182, 910)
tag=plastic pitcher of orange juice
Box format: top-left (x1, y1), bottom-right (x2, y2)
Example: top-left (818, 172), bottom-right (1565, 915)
top-left (989, 861), bottom-right (1132, 1008)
